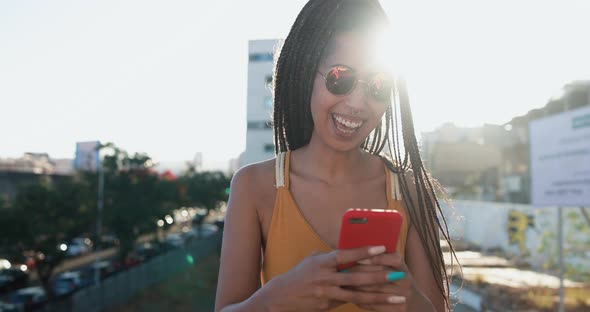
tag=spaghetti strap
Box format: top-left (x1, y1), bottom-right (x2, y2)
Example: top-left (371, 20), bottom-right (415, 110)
top-left (275, 152), bottom-right (286, 188)
top-left (284, 151), bottom-right (291, 189)
top-left (390, 170), bottom-right (402, 200)
top-left (384, 164), bottom-right (402, 201)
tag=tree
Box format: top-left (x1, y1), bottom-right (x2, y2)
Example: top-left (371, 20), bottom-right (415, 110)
top-left (11, 179), bottom-right (88, 299)
top-left (181, 171), bottom-right (229, 211)
top-left (179, 170), bottom-right (230, 236)
top-left (97, 143), bottom-right (173, 260)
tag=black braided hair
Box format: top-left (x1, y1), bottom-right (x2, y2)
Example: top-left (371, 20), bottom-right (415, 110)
top-left (272, 0), bottom-right (459, 309)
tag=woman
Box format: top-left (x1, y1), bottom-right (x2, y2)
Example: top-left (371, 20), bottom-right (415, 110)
top-left (215, 0), bottom-right (456, 311)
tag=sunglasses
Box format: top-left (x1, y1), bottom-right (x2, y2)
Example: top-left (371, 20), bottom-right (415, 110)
top-left (317, 64), bottom-right (394, 101)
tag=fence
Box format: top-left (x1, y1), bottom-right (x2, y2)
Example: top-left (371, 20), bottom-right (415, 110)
top-left (43, 233), bottom-right (221, 312)
top-left (441, 200), bottom-right (590, 276)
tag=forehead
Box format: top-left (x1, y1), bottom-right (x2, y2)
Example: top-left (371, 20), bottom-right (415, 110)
top-left (321, 32), bottom-right (379, 70)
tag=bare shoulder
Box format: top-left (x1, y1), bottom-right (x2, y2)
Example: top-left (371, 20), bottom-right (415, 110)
top-left (231, 159), bottom-right (277, 208)
top-left (215, 159), bottom-right (276, 311)
top-left (232, 159), bottom-right (275, 189)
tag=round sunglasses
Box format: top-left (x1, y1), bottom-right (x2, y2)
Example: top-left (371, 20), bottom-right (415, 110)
top-left (317, 64), bottom-right (394, 101)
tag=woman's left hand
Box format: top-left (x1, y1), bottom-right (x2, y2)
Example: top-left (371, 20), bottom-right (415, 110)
top-left (345, 253), bottom-right (430, 311)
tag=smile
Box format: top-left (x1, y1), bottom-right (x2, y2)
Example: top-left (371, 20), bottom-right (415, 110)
top-left (332, 113), bottom-right (364, 135)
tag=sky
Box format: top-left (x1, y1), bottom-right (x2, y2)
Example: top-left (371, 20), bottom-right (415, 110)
top-left (1, 0), bottom-right (589, 171)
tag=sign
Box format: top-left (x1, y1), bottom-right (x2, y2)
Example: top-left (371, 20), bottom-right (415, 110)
top-left (74, 141), bottom-right (100, 172)
top-left (530, 106), bottom-right (590, 206)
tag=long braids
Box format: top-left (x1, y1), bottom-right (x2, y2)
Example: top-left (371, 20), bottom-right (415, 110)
top-left (273, 0), bottom-right (339, 153)
top-left (272, 0), bottom-right (459, 309)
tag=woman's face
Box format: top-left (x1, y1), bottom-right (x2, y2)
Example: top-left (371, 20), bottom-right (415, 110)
top-left (309, 32), bottom-right (390, 152)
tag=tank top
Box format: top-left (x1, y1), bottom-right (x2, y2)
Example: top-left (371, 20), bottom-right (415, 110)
top-left (261, 151), bottom-right (409, 312)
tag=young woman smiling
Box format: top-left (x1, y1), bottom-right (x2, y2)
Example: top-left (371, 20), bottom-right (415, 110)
top-left (215, 1), bottom-right (457, 311)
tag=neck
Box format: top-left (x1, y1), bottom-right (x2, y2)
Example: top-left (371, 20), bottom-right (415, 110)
top-left (295, 133), bottom-right (370, 184)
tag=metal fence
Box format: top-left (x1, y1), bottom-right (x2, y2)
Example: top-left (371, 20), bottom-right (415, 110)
top-left (43, 233), bottom-right (221, 312)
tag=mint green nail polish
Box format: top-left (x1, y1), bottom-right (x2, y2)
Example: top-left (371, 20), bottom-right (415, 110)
top-left (387, 271), bottom-right (405, 281)
top-left (341, 269), bottom-right (350, 273)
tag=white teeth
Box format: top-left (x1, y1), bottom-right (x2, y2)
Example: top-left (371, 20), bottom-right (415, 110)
top-left (333, 114), bottom-right (363, 129)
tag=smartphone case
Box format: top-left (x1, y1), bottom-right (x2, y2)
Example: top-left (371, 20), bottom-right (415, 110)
top-left (337, 209), bottom-right (403, 270)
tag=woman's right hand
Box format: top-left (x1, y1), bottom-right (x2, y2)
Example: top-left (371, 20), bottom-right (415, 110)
top-left (259, 245), bottom-right (403, 311)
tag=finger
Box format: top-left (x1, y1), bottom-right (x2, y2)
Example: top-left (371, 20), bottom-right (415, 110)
top-left (320, 246), bottom-right (386, 268)
top-left (325, 286), bottom-right (405, 305)
top-left (330, 270), bottom-right (391, 287)
top-left (368, 253), bottom-right (406, 270)
top-left (350, 284), bottom-right (398, 294)
top-left (347, 264), bottom-right (389, 272)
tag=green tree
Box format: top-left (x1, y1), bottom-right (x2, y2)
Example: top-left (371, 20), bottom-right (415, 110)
top-left (178, 170), bottom-right (230, 235)
top-left (97, 143), bottom-right (174, 260)
top-left (11, 179), bottom-right (88, 299)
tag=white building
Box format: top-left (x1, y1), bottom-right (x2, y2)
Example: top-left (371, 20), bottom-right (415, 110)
top-left (239, 39), bottom-right (279, 167)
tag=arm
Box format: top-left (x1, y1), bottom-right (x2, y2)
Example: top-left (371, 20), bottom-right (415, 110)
top-left (403, 171), bottom-right (447, 312)
top-left (405, 224), bottom-right (446, 312)
top-left (215, 166), bottom-right (266, 312)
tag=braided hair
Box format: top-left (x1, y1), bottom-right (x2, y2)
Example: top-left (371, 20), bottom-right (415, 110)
top-left (273, 0), bottom-right (458, 309)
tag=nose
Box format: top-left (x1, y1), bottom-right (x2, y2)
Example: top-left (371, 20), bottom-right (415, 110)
top-left (345, 81), bottom-right (369, 113)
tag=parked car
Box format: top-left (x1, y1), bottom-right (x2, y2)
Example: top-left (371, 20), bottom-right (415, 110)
top-left (153, 241), bottom-right (176, 255)
top-left (165, 234), bottom-right (184, 248)
top-left (4, 286), bottom-right (47, 312)
top-left (88, 260), bottom-right (119, 280)
top-left (135, 242), bottom-right (159, 261)
top-left (180, 227), bottom-right (198, 242)
top-left (99, 234), bottom-right (120, 249)
top-left (214, 217), bottom-right (225, 231)
top-left (51, 271), bottom-right (92, 297)
top-left (64, 237), bottom-right (93, 257)
top-left (200, 223), bottom-right (219, 237)
top-left (0, 269), bottom-right (28, 294)
top-left (0, 301), bottom-right (18, 312)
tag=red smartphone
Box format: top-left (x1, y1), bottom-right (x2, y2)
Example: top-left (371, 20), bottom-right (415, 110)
top-left (337, 209), bottom-right (403, 270)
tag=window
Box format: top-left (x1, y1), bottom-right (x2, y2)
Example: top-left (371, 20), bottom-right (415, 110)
top-left (249, 53), bottom-right (273, 62)
top-left (264, 96), bottom-right (273, 110)
top-left (264, 144), bottom-right (274, 153)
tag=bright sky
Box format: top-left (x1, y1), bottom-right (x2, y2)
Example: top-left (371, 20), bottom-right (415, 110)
top-left (2, 0), bottom-right (589, 171)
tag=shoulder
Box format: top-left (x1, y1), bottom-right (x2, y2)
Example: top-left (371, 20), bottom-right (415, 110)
top-left (230, 158), bottom-right (277, 204)
top-left (231, 158), bottom-right (275, 187)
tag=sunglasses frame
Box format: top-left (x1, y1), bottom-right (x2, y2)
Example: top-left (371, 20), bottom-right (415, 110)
top-left (317, 64), bottom-right (394, 101)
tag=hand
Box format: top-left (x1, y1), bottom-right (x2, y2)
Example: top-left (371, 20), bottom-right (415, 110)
top-left (346, 253), bottom-right (417, 311)
top-left (260, 246), bottom-right (406, 312)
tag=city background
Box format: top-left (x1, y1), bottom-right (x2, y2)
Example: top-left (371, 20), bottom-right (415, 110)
top-left (1, 1), bottom-right (589, 311)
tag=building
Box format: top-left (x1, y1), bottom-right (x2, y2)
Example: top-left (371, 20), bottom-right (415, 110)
top-left (239, 39), bottom-right (279, 167)
top-left (0, 153), bottom-right (72, 204)
top-left (421, 123), bottom-right (506, 201)
top-left (501, 80), bottom-right (590, 203)
top-left (422, 80), bottom-right (590, 203)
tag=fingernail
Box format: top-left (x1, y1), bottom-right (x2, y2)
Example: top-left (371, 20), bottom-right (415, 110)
top-left (387, 271), bottom-right (405, 282)
top-left (368, 246), bottom-right (386, 255)
top-left (388, 295), bottom-right (406, 304)
top-left (358, 259), bottom-right (372, 265)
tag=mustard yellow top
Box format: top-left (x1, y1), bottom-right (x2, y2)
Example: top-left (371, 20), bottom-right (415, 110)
top-left (261, 151), bottom-right (409, 312)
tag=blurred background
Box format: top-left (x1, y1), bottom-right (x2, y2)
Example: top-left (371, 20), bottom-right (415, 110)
top-left (1, 0), bottom-right (589, 311)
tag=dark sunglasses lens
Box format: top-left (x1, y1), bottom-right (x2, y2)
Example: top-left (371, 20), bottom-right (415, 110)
top-left (370, 73), bottom-right (393, 101)
top-left (326, 66), bottom-right (356, 95)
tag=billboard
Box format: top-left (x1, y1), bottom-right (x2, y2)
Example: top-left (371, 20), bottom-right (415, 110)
top-left (530, 106), bottom-right (590, 206)
top-left (74, 141), bottom-right (100, 172)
